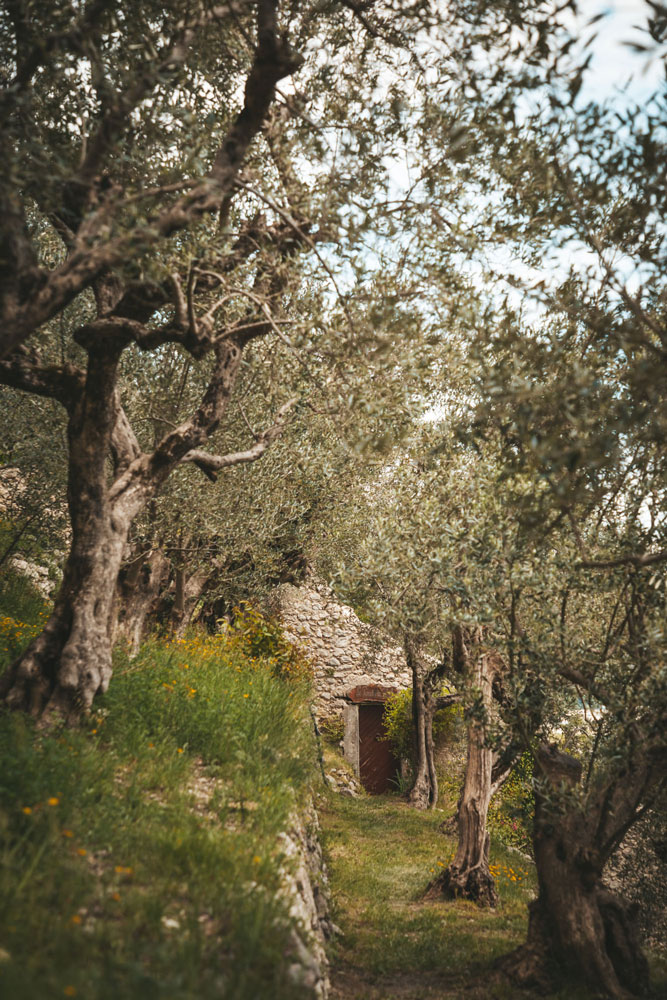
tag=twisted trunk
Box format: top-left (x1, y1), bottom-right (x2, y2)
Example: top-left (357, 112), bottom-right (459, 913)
top-left (0, 345), bottom-right (131, 718)
top-left (0, 337), bottom-right (246, 719)
top-left (427, 646), bottom-right (499, 906)
top-left (500, 744), bottom-right (650, 999)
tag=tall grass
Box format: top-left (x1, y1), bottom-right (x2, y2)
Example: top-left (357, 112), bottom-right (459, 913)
top-left (0, 578), bottom-right (319, 1000)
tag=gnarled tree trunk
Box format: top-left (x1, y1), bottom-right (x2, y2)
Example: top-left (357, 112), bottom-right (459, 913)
top-left (500, 744), bottom-right (651, 1000)
top-left (0, 345), bottom-right (132, 718)
top-left (0, 332), bottom-right (250, 718)
top-left (427, 630), bottom-right (507, 906)
top-left (436, 702), bottom-right (497, 905)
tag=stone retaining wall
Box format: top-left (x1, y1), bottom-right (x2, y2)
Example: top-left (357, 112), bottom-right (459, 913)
top-left (10, 557), bottom-right (54, 599)
top-left (280, 802), bottom-right (335, 998)
top-left (270, 578), bottom-right (411, 717)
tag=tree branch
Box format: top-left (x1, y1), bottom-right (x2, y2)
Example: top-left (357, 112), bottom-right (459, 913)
top-left (110, 391), bottom-right (142, 475)
top-left (60, 4), bottom-right (243, 230)
top-left (2, 0), bottom-right (302, 358)
top-left (576, 549), bottom-right (667, 570)
top-left (0, 349), bottom-right (84, 407)
top-left (434, 692), bottom-right (460, 711)
top-left (180, 396), bottom-right (297, 481)
top-left (557, 663), bottom-right (612, 708)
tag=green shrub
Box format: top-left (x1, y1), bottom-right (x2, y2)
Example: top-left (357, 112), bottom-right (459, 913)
top-left (488, 752), bottom-right (534, 854)
top-left (382, 688), bottom-right (462, 764)
top-left (226, 603), bottom-right (314, 683)
top-left (319, 714), bottom-right (345, 745)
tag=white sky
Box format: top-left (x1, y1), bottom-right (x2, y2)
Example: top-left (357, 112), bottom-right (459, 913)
top-left (574, 0), bottom-right (664, 102)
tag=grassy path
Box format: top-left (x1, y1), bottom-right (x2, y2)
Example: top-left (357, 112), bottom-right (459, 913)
top-left (318, 791), bottom-right (540, 1000)
top-left (318, 788), bottom-right (640, 1000)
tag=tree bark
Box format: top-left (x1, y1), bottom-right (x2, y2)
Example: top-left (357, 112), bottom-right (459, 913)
top-left (499, 744), bottom-right (650, 999)
top-left (114, 545), bottom-right (171, 654)
top-left (427, 642), bottom-right (499, 906)
top-left (405, 634), bottom-right (448, 810)
top-left (0, 345), bottom-right (131, 718)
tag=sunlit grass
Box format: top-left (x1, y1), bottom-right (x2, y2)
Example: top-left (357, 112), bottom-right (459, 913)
top-left (320, 793), bottom-right (534, 979)
top-left (0, 578), bottom-right (318, 1000)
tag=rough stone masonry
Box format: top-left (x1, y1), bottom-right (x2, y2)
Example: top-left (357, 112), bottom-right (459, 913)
top-left (269, 576), bottom-right (411, 718)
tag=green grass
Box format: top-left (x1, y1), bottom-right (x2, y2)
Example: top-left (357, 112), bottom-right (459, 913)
top-left (0, 567), bottom-right (51, 662)
top-left (319, 793), bottom-right (532, 995)
top-left (1, 573), bottom-right (665, 1000)
top-left (0, 577), bottom-right (319, 1000)
top-left (319, 779), bottom-right (667, 1000)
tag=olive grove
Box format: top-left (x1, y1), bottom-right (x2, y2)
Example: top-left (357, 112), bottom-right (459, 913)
top-left (1, 1), bottom-right (666, 997)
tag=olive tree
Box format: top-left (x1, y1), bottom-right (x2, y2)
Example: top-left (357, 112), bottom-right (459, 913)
top-left (0, 0), bottom-right (436, 718)
top-left (323, 415), bottom-right (535, 903)
top-left (445, 43), bottom-right (667, 999)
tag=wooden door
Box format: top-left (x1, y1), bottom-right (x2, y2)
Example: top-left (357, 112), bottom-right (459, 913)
top-left (358, 703), bottom-right (399, 794)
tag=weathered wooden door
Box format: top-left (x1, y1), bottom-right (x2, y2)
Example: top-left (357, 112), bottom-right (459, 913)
top-left (358, 703), bottom-right (399, 794)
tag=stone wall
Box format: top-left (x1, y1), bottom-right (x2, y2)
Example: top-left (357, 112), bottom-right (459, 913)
top-left (10, 557), bottom-right (54, 599)
top-left (270, 577), bottom-right (411, 717)
top-left (280, 801), bottom-right (335, 999)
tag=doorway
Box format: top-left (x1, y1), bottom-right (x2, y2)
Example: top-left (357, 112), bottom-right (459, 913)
top-left (358, 703), bottom-right (399, 793)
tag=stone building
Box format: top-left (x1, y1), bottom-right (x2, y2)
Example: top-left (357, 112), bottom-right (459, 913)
top-left (270, 577), bottom-right (411, 792)
top-left (270, 576), bottom-right (411, 714)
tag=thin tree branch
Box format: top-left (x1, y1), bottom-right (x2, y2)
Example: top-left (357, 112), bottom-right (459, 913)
top-left (576, 549), bottom-right (667, 570)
